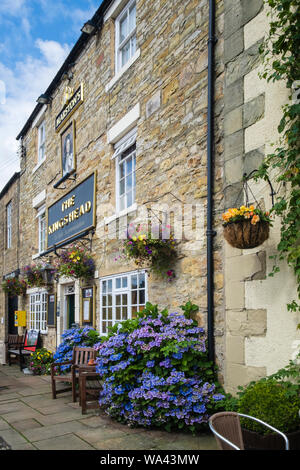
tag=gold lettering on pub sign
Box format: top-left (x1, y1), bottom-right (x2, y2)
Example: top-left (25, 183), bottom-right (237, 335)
top-left (55, 84), bottom-right (83, 131)
top-left (48, 194), bottom-right (92, 235)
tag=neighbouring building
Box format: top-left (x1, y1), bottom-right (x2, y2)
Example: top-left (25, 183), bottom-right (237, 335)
top-left (0, 0), bottom-right (299, 393)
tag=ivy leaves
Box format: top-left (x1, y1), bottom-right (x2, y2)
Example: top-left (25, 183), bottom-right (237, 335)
top-left (257, 0), bottom-right (300, 324)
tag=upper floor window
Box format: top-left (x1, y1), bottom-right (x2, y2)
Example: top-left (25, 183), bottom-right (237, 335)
top-left (38, 120), bottom-right (46, 163)
top-left (37, 207), bottom-right (46, 254)
top-left (115, 0), bottom-right (136, 72)
top-left (117, 143), bottom-right (136, 212)
top-left (6, 201), bottom-right (12, 249)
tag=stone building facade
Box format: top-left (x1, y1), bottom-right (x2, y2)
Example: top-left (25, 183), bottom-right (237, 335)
top-left (0, 0), bottom-right (299, 392)
top-left (0, 172), bottom-right (20, 363)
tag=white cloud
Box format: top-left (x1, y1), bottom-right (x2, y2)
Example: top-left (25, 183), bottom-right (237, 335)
top-left (0, 39), bottom-right (70, 191)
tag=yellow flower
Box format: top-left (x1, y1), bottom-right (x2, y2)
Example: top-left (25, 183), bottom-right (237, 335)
top-left (76, 256), bottom-right (80, 261)
top-left (132, 236), bottom-right (137, 241)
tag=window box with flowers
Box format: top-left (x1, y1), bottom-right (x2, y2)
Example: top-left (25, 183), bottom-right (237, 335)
top-left (53, 244), bottom-right (95, 282)
top-left (122, 223), bottom-right (177, 281)
top-left (1, 278), bottom-right (27, 297)
top-left (222, 205), bottom-right (272, 249)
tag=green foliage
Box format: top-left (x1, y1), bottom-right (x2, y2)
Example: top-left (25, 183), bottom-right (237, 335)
top-left (238, 380), bottom-right (300, 435)
top-left (1, 277), bottom-right (27, 297)
top-left (179, 301), bottom-right (199, 319)
top-left (257, 0), bottom-right (300, 324)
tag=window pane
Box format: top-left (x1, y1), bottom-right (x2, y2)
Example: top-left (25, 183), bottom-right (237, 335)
top-left (107, 295), bottom-right (112, 306)
top-left (120, 178), bottom-right (125, 195)
top-left (129, 4), bottom-right (136, 31)
top-left (132, 290), bottom-right (137, 305)
top-left (122, 307), bottom-right (128, 320)
top-left (122, 294), bottom-right (127, 305)
top-left (127, 191), bottom-right (133, 208)
top-left (108, 280), bottom-right (112, 292)
top-left (122, 277), bottom-right (127, 288)
top-left (116, 278), bottom-right (121, 289)
top-left (119, 195), bottom-right (125, 211)
top-left (139, 273), bottom-right (145, 289)
top-left (120, 161), bottom-right (125, 179)
top-left (120, 15), bottom-right (128, 43)
top-left (116, 307), bottom-right (121, 320)
top-left (121, 41), bottom-right (130, 67)
top-left (131, 275), bottom-right (137, 289)
top-left (139, 289), bottom-right (145, 305)
top-left (116, 295), bottom-right (121, 306)
top-left (102, 296), bottom-right (107, 306)
top-left (126, 157), bottom-right (132, 175)
top-left (126, 174), bottom-right (132, 190)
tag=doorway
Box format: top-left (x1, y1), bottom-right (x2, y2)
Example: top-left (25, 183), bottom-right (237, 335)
top-left (8, 295), bottom-right (18, 335)
top-left (67, 294), bottom-right (75, 329)
top-left (64, 284), bottom-right (75, 329)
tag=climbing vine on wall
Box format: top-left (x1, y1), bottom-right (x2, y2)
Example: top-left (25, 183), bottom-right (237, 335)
top-left (255, 0), bottom-right (300, 324)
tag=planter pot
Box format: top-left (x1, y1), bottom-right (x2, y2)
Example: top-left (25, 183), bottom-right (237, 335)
top-left (223, 220), bottom-right (270, 249)
top-left (242, 427), bottom-right (300, 450)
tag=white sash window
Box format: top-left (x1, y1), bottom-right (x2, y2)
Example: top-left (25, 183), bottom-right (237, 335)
top-left (29, 291), bottom-right (47, 333)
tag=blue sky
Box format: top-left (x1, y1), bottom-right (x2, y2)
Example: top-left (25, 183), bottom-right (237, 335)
top-left (0, 0), bottom-right (103, 191)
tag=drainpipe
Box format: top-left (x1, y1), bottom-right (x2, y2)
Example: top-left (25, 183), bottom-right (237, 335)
top-left (206, 0), bottom-right (217, 362)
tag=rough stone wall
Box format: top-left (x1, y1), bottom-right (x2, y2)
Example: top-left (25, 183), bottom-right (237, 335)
top-left (223, 0), bottom-right (300, 394)
top-left (18, 0), bottom-right (226, 380)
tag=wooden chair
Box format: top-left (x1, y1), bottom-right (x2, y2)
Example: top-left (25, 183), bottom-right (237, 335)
top-left (7, 330), bottom-right (40, 371)
top-left (78, 365), bottom-right (102, 414)
top-left (51, 347), bottom-right (96, 402)
top-left (209, 412), bottom-right (289, 450)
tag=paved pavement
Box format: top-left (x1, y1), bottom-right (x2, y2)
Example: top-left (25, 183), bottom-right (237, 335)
top-left (0, 364), bottom-right (218, 451)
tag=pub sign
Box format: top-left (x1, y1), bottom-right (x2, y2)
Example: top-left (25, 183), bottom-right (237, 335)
top-left (47, 172), bottom-right (96, 249)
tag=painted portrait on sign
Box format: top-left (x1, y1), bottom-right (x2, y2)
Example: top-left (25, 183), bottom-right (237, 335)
top-left (61, 121), bottom-right (76, 177)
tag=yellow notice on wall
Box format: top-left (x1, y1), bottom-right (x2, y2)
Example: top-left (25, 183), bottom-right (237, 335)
top-left (14, 311), bottom-right (26, 327)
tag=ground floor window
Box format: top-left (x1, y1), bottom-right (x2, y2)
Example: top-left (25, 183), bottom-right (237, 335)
top-left (100, 270), bottom-right (147, 334)
top-left (29, 291), bottom-right (47, 333)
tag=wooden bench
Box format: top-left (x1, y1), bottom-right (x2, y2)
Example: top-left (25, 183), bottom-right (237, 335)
top-left (7, 330), bottom-right (41, 371)
top-left (51, 347), bottom-right (97, 402)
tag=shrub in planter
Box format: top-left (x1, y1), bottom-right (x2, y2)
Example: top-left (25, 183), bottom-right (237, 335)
top-left (222, 205), bottom-right (272, 249)
top-left (53, 244), bottom-right (95, 281)
top-left (122, 223), bottom-right (177, 281)
top-left (29, 348), bottom-right (54, 375)
top-left (1, 277), bottom-right (27, 297)
top-left (53, 326), bottom-right (100, 372)
top-left (238, 380), bottom-right (300, 450)
top-left (94, 302), bottom-right (224, 432)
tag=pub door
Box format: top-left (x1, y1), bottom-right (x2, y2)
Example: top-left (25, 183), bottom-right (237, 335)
top-left (8, 295), bottom-right (18, 335)
top-left (67, 294), bottom-right (75, 329)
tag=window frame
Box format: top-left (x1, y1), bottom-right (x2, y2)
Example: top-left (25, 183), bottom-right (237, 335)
top-left (115, 0), bottom-right (137, 73)
top-left (29, 290), bottom-right (48, 334)
top-left (115, 143), bottom-right (136, 214)
top-left (37, 205), bottom-right (46, 254)
top-left (99, 270), bottom-right (147, 335)
top-left (6, 201), bottom-right (12, 249)
top-left (38, 119), bottom-right (46, 164)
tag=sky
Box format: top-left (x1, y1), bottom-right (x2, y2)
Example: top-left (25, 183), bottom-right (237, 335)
top-left (0, 0), bottom-right (103, 192)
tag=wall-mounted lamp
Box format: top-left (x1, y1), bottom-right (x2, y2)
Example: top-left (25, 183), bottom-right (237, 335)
top-left (81, 20), bottom-right (97, 35)
top-left (62, 71), bottom-right (74, 81)
top-left (36, 94), bottom-right (52, 105)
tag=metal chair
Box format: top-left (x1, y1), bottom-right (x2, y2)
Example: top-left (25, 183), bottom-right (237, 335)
top-left (209, 411), bottom-right (289, 450)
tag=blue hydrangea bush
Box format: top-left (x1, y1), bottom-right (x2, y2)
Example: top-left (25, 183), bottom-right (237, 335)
top-left (95, 303), bottom-right (224, 432)
top-left (53, 326), bottom-right (100, 372)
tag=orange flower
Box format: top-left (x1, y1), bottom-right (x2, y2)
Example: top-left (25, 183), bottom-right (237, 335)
top-left (251, 215), bottom-right (260, 225)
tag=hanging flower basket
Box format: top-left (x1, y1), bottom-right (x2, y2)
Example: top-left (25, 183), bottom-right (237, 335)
top-left (121, 223), bottom-right (177, 280)
top-left (22, 264), bottom-right (47, 288)
top-left (1, 277), bottom-right (27, 297)
top-left (53, 244), bottom-right (95, 281)
top-left (222, 205), bottom-right (272, 249)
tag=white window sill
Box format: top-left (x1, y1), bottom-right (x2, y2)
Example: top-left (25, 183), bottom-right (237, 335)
top-left (32, 253), bottom-right (44, 260)
top-left (32, 158), bottom-right (46, 175)
top-left (104, 202), bottom-right (137, 225)
top-left (105, 49), bottom-right (140, 93)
